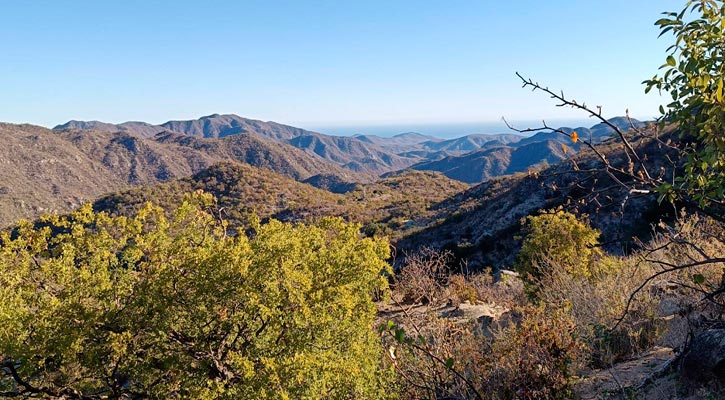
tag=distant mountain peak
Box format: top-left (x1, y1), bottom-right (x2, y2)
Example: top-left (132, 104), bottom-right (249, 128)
top-left (392, 132), bottom-right (438, 140)
top-left (52, 120), bottom-right (135, 136)
top-left (158, 114), bottom-right (320, 140)
top-left (394, 132), bottom-right (426, 138)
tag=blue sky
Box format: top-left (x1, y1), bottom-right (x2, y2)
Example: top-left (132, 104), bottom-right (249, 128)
top-left (0, 0), bottom-right (683, 132)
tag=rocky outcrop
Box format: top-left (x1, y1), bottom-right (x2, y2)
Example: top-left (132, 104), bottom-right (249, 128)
top-left (682, 329), bottom-right (725, 384)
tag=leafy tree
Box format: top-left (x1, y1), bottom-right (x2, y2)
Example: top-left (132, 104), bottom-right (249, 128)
top-left (644, 0), bottom-right (725, 214)
top-left (0, 192), bottom-right (393, 399)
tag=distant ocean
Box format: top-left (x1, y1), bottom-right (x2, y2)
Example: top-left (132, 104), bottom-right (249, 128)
top-left (305, 119), bottom-right (600, 139)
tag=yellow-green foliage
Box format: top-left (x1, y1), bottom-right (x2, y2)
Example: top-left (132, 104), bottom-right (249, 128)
top-left (645, 1), bottom-right (725, 210)
top-left (0, 192), bottom-right (393, 399)
top-left (516, 210), bottom-right (604, 281)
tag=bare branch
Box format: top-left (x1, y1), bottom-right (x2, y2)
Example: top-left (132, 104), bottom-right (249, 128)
top-left (613, 257), bottom-right (725, 329)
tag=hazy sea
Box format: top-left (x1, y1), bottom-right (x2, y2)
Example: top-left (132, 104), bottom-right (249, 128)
top-left (306, 119), bottom-right (599, 139)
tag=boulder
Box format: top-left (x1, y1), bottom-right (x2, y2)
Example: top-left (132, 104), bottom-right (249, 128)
top-left (681, 329), bottom-right (725, 384)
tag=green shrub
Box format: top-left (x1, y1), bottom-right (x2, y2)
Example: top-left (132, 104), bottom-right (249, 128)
top-left (0, 192), bottom-right (394, 399)
top-left (515, 210), bottom-right (605, 286)
top-left (446, 274), bottom-right (478, 305)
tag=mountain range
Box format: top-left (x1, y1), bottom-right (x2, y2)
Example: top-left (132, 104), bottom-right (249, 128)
top-left (0, 122), bottom-right (363, 226)
top-left (0, 114), bottom-right (644, 228)
top-left (53, 113), bottom-right (643, 182)
top-left (94, 162), bottom-right (469, 242)
top-left (88, 122), bottom-right (669, 271)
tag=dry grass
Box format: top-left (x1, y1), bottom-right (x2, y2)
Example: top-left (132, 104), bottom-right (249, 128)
top-left (383, 213), bottom-right (725, 399)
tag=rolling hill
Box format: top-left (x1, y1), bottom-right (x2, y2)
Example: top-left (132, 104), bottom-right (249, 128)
top-left (4, 116), bottom-right (671, 273)
top-left (397, 128), bottom-right (676, 269)
top-left (54, 120), bottom-right (168, 138)
top-left (83, 121), bottom-right (672, 273)
top-left (159, 113), bottom-right (318, 140)
top-left (411, 139), bottom-right (569, 183)
top-left (0, 123), bottom-right (363, 227)
top-left (94, 162), bottom-right (469, 241)
top-left (55, 114), bottom-right (421, 175)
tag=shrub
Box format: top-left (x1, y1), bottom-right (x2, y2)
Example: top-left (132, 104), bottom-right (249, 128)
top-left (516, 210), bottom-right (603, 282)
top-left (362, 221), bottom-right (392, 238)
top-left (0, 193), bottom-right (394, 399)
top-left (393, 248), bottom-right (452, 304)
top-left (485, 304), bottom-right (585, 399)
top-left (381, 303), bottom-right (584, 400)
top-left (381, 315), bottom-right (486, 400)
top-left (533, 254), bottom-right (664, 366)
top-left (469, 270), bottom-right (527, 308)
top-left (512, 209), bottom-right (671, 366)
top-left (446, 274), bottom-right (478, 306)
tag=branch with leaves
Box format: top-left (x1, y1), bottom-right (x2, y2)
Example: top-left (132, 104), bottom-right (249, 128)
top-left (507, 69), bottom-right (723, 224)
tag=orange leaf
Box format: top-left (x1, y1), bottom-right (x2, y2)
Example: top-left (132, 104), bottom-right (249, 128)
top-left (571, 131), bottom-right (579, 143)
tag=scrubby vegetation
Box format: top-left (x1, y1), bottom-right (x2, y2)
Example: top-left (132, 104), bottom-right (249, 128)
top-left (379, 1), bottom-right (725, 398)
top-left (2, 1), bottom-right (725, 399)
top-left (385, 209), bottom-right (723, 399)
top-left (96, 164), bottom-right (468, 242)
top-left (0, 193), bottom-right (394, 398)
top-left (515, 210), bottom-right (606, 283)
top-left (6, 192), bottom-right (720, 398)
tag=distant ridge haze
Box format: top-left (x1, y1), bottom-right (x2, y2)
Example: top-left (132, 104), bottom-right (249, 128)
top-left (53, 114), bottom-right (532, 176)
top-left (305, 119), bottom-right (603, 138)
top-left (54, 116), bottom-right (610, 139)
top-left (0, 113), bottom-right (645, 226)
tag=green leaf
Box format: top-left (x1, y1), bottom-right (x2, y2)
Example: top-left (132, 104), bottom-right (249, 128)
top-left (0, 197), bottom-right (396, 397)
top-left (666, 55), bottom-right (677, 66)
top-left (444, 358), bottom-right (455, 369)
top-left (655, 18), bottom-right (673, 26)
top-left (395, 328), bottom-right (406, 343)
top-left (659, 26), bottom-right (674, 37)
top-left (693, 274), bottom-right (706, 284)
